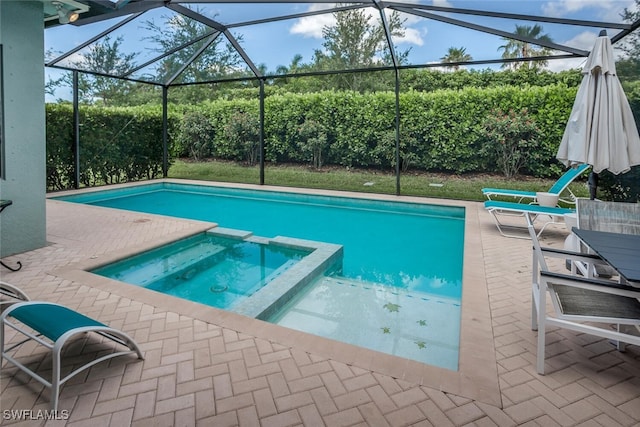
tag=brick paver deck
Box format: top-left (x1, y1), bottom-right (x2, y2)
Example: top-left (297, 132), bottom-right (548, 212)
top-left (1, 181), bottom-right (639, 426)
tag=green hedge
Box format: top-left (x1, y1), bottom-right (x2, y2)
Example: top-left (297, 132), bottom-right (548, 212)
top-left (48, 84), bottom-right (592, 190)
top-left (46, 104), bottom-right (75, 190)
top-left (46, 104), bottom-right (176, 191)
top-left (262, 85), bottom-right (578, 176)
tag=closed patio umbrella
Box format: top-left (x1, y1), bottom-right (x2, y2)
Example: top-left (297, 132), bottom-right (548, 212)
top-left (556, 30), bottom-right (640, 199)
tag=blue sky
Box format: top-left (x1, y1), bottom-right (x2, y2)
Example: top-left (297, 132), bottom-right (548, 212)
top-left (44, 0), bottom-right (638, 98)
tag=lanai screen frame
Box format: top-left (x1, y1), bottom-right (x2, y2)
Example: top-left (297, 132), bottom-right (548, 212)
top-left (45, 0), bottom-right (640, 195)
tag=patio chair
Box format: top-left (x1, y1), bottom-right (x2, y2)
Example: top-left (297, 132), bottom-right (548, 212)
top-left (1, 300), bottom-right (144, 410)
top-left (527, 213), bottom-right (640, 375)
top-left (484, 200), bottom-right (574, 239)
top-left (482, 164), bottom-right (589, 204)
top-left (0, 281), bottom-right (30, 307)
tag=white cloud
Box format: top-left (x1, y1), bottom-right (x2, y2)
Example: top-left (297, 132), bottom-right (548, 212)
top-left (565, 30), bottom-right (600, 51)
top-left (395, 27), bottom-right (425, 46)
top-left (289, 4), bottom-right (336, 39)
top-left (545, 31), bottom-right (594, 71)
top-left (58, 51), bottom-right (86, 66)
top-left (290, 4), bottom-right (425, 46)
top-left (542, 0), bottom-right (635, 21)
top-left (543, 0), bottom-right (599, 16)
top-left (546, 57), bottom-right (586, 72)
top-left (432, 0), bottom-right (454, 7)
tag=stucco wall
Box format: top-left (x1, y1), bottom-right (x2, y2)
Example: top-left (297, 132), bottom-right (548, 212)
top-left (0, 1), bottom-right (47, 257)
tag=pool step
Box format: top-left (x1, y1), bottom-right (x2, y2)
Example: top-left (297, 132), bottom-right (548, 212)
top-left (98, 240), bottom-right (227, 287)
top-left (145, 247), bottom-right (233, 288)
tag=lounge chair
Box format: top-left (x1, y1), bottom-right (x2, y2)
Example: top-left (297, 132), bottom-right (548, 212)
top-left (526, 213), bottom-right (640, 374)
top-left (1, 300), bottom-right (144, 410)
top-left (0, 281), bottom-right (30, 306)
top-left (484, 200), bottom-right (574, 239)
top-left (482, 164), bottom-right (589, 204)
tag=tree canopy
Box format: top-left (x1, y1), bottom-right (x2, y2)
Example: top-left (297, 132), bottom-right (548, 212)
top-left (440, 47), bottom-right (473, 71)
top-left (499, 24), bottom-right (553, 70)
top-left (310, 7), bottom-right (409, 91)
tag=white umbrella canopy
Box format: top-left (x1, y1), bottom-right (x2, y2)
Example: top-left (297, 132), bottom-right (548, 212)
top-left (556, 31), bottom-right (640, 176)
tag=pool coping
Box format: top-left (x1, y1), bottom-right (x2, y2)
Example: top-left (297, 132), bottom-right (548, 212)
top-left (49, 179), bottom-right (501, 407)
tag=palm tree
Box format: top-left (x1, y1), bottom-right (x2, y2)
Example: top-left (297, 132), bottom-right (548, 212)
top-left (440, 47), bottom-right (473, 70)
top-left (274, 54), bottom-right (304, 86)
top-left (499, 24), bottom-right (553, 70)
top-left (276, 54), bottom-right (303, 76)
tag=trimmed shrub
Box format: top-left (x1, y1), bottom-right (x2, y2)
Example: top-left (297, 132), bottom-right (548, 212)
top-left (222, 110), bottom-right (261, 165)
top-left (296, 119), bottom-right (328, 168)
top-left (46, 104), bottom-right (176, 190)
top-left (480, 108), bottom-right (543, 178)
top-left (177, 111), bottom-right (215, 161)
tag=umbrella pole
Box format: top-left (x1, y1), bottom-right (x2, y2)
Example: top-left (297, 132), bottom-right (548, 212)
top-left (588, 172), bottom-right (599, 200)
top-left (588, 30), bottom-right (604, 201)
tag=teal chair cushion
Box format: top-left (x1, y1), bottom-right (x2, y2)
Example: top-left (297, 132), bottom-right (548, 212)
top-left (9, 303), bottom-right (106, 342)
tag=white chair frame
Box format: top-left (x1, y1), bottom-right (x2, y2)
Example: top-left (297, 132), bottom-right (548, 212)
top-left (1, 301), bottom-right (144, 410)
top-left (527, 213), bottom-right (640, 374)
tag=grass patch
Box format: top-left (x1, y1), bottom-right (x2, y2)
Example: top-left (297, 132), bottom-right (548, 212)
top-left (168, 159), bottom-right (590, 202)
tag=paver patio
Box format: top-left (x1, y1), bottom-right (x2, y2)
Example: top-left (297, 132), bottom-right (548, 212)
top-left (1, 181), bottom-right (639, 426)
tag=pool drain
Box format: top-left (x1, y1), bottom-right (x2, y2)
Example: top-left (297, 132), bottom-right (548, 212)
top-left (210, 284), bottom-right (228, 293)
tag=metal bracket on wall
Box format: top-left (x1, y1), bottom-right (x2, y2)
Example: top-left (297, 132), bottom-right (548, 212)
top-left (0, 200), bottom-right (23, 272)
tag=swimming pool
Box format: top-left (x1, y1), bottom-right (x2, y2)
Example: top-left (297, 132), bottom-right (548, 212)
top-left (55, 182), bottom-right (464, 296)
top-left (55, 182), bottom-right (465, 369)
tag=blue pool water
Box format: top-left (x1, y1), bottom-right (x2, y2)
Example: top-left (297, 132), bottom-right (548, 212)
top-left (93, 233), bottom-right (310, 310)
top-left (56, 182), bottom-right (465, 370)
top-left (56, 183), bottom-right (465, 298)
